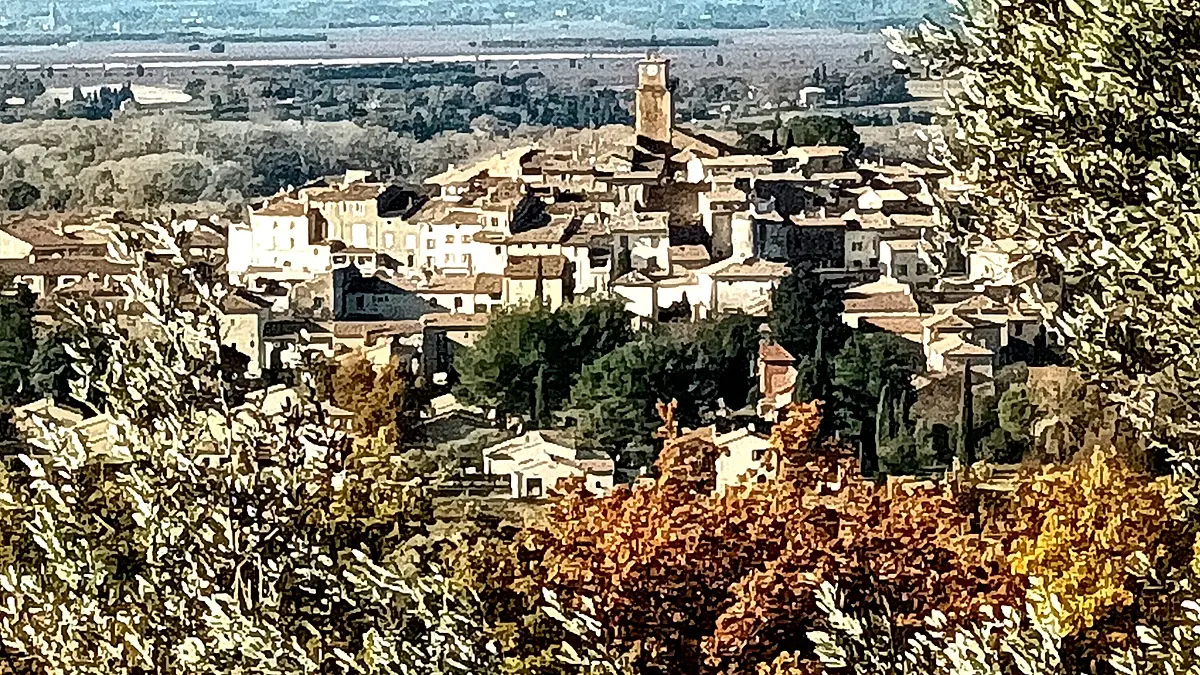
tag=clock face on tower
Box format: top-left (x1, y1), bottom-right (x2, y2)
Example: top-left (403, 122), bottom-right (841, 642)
top-left (645, 64), bottom-right (659, 77)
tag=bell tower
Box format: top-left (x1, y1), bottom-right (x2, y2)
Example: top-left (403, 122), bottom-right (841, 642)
top-left (635, 54), bottom-right (673, 145)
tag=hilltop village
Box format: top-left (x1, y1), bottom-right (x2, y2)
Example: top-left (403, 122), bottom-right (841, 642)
top-left (0, 56), bottom-right (1054, 497)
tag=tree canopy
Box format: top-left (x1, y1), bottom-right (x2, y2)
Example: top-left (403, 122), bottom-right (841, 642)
top-left (454, 299), bottom-right (635, 425)
top-left (564, 315), bottom-right (760, 465)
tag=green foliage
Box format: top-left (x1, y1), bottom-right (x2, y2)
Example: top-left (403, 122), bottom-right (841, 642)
top-left (0, 282), bottom-right (35, 404)
top-left (887, 0), bottom-right (1200, 464)
top-left (454, 299), bottom-right (634, 424)
top-left (4, 179), bottom-right (40, 210)
top-left (831, 332), bottom-right (923, 435)
top-left (776, 115), bottom-right (863, 156)
top-left (332, 353), bottom-right (419, 441)
top-left (769, 271), bottom-right (848, 368)
top-left (738, 133), bottom-right (775, 154)
top-left (998, 382), bottom-right (1035, 444)
top-left (564, 315), bottom-right (760, 465)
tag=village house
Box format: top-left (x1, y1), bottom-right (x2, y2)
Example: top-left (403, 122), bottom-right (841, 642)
top-left (219, 289), bottom-right (275, 379)
top-left (418, 274), bottom-right (506, 314)
top-left (482, 430), bottom-right (615, 498)
top-left (503, 255), bottom-right (572, 310)
top-left (300, 173), bottom-right (423, 267)
top-left (757, 341), bottom-right (799, 420)
top-left (228, 197), bottom-right (332, 287)
top-left (879, 239), bottom-right (935, 285)
top-left (713, 426), bottom-right (775, 493)
top-left (841, 277), bottom-right (924, 329)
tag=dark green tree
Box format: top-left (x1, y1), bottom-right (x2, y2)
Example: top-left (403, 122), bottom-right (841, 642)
top-left (830, 332), bottom-right (923, 437)
top-left (769, 271), bottom-right (846, 357)
top-left (738, 132), bottom-right (774, 155)
top-left (0, 283), bottom-right (36, 406)
top-left (5, 181), bottom-right (41, 211)
top-left (454, 299), bottom-right (633, 424)
top-left (564, 315), bottom-right (761, 467)
top-left (777, 114), bottom-right (863, 157)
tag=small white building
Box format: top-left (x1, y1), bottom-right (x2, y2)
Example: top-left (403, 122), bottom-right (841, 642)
top-left (228, 199), bottom-right (332, 285)
top-left (218, 289), bottom-right (274, 378)
top-left (713, 427), bottom-right (775, 493)
top-left (879, 239), bottom-right (935, 285)
top-left (482, 430), bottom-right (615, 498)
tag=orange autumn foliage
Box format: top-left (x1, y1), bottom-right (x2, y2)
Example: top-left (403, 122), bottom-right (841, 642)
top-left (526, 402), bottom-right (1023, 675)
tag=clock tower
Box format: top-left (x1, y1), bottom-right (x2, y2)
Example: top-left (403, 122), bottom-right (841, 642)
top-left (635, 54), bottom-right (673, 145)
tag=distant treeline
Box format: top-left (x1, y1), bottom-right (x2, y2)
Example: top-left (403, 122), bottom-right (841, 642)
top-left (479, 37), bottom-right (720, 49)
top-left (0, 32), bottom-right (328, 47)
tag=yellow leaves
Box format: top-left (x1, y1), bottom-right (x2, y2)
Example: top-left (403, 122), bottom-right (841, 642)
top-left (1007, 446), bottom-right (1174, 635)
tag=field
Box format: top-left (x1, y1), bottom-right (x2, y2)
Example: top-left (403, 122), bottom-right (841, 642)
top-left (0, 23), bottom-right (887, 81)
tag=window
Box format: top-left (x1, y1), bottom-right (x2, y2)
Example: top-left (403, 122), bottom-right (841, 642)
top-left (355, 296), bottom-right (365, 310)
top-left (594, 480), bottom-right (603, 489)
top-left (852, 260), bottom-right (862, 269)
top-left (851, 241), bottom-right (864, 252)
top-left (445, 235), bottom-right (455, 244)
top-left (405, 235), bottom-right (417, 249)
top-left (425, 257), bottom-right (435, 267)
top-left (454, 297), bottom-right (464, 309)
top-left (495, 246), bottom-right (502, 255)
top-left (384, 233), bottom-right (395, 248)
top-left (407, 254), bottom-right (415, 266)
top-left (444, 254), bottom-right (453, 263)
top-left (462, 254), bottom-right (472, 266)
top-left (916, 262), bottom-right (929, 275)
top-left (752, 448), bottom-right (764, 462)
top-left (426, 238), bottom-right (436, 249)
top-left (526, 477), bottom-right (543, 497)
top-left (897, 264), bottom-right (909, 277)
top-left (460, 235), bottom-right (471, 243)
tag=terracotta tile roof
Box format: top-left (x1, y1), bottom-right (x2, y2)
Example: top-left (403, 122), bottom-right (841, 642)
top-left (922, 313), bottom-right (974, 330)
top-left (505, 255), bottom-right (569, 280)
top-left (759, 342), bottom-right (795, 363)
top-left (789, 145), bottom-right (849, 158)
top-left (425, 146), bottom-right (537, 186)
top-left (791, 217), bottom-right (847, 228)
top-left (705, 188), bottom-right (749, 202)
top-left (332, 320), bottom-right (424, 338)
top-left (810, 171), bottom-right (866, 183)
top-left (710, 258), bottom-right (789, 281)
top-left (931, 335), bottom-right (994, 357)
top-left (0, 218), bottom-right (112, 248)
top-left (952, 295), bottom-right (1005, 313)
top-left (421, 274), bottom-right (503, 295)
top-left (421, 312), bottom-right (490, 329)
top-left (612, 210), bottom-right (670, 234)
top-left (254, 199), bottom-right (309, 218)
top-left (888, 214), bottom-right (935, 229)
top-left (669, 244), bottom-right (711, 265)
top-left (184, 226), bottom-right (226, 248)
top-left (303, 182), bottom-right (385, 203)
top-left (884, 238), bottom-right (920, 252)
top-left (700, 155), bottom-right (774, 168)
top-left (221, 289), bottom-right (274, 314)
top-left (507, 221), bottom-right (573, 245)
top-left (842, 291), bottom-right (920, 314)
top-left (875, 188), bottom-right (910, 202)
top-left (430, 210), bottom-right (483, 227)
top-left (862, 316), bottom-right (926, 342)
